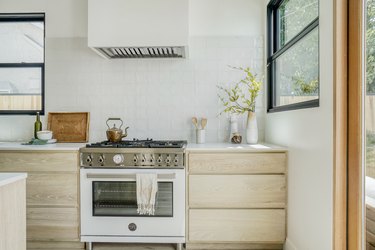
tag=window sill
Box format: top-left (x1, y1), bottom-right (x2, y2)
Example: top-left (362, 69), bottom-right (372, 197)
top-left (267, 99), bottom-right (319, 113)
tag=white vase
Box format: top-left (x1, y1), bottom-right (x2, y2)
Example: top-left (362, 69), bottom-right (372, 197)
top-left (246, 111), bottom-right (258, 144)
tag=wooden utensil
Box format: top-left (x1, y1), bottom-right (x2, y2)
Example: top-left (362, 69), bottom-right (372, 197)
top-left (201, 118), bottom-right (207, 129)
top-left (192, 117), bottom-right (199, 129)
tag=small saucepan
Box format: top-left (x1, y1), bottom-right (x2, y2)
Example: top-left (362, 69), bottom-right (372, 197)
top-left (106, 118), bottom-right (129, 143)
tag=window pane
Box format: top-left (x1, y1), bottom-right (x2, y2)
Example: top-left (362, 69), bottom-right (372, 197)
top-left (275, 27), bottom-right (319, 106)
top-left (279, 0), bottom-right (318, 47)
top-left (0, 67), bottom-right (42, 111)
top-left (0, 22), bottom-right (44, 63)
top-left (0, 67), bottom-right (42, 94)
top-left (0, 94), bottom-right (42, 111)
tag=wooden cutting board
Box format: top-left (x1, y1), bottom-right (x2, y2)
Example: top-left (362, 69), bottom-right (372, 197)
top-left (47, 112), bottom-right (90, 142)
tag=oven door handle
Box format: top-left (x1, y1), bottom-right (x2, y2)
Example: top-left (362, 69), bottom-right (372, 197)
top-left (86, 173), bottom-right (176, 180)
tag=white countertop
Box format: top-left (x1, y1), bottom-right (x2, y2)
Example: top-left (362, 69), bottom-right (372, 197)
top-left (0, 142), bottom-right (85, 151)
top-left (0, 173), bottom-right (27, 187)
top-left (186, 142), bottom-right (287, 152)
top-left (0, 142), bottom-right (286, 152)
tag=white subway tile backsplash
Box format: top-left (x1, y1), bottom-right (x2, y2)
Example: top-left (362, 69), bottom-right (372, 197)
top-left (0, 36), bottom-right (265, 143)
top-left (255, 37), bottom-right (264, 48)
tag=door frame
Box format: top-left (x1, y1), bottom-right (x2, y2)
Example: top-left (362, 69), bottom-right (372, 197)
top-left (334, 0), bottom-right (365, 249)
top-left (333, 0), bottom-right (348, 249)
top-left (347, 0), bottom-right (365, 248)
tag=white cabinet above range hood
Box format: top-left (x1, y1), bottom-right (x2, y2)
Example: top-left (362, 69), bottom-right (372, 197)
top-left (88, 0), bottom-right (189, 59)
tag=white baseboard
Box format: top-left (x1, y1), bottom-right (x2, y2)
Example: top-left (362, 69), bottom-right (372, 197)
top-left (284, 238), bottom-right (297, 250)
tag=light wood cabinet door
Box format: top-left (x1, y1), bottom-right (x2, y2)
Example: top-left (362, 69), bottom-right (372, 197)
top-left (27, 207), bottom-right (79, 241)
top-left (27, 173), bottom-right (78, 206)
top-left (189, 209), bottom-right (286, 243)
top-left (188, 153), bottom-right (286, 174)
top-left (0, 179), bottom-right (26, 250)
top-left (0, 152), bottom-right (77, 172)
top-left (189, 175), bottom-right (286, 208)
top-left (0, 151), bottom-right (81, 248)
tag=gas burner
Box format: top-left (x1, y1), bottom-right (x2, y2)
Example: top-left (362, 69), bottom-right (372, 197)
top-left (132, 138), bottom-right (153, 141)
top-left (86, 140), bottom-right (187, 149)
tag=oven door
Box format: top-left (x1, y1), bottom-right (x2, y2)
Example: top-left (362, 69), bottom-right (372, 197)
top-left (80, 168), bottom-right (185, 241)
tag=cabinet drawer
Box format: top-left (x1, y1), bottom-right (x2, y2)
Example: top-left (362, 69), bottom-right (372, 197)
top-left (188, 153), bottom-right (286, 174)
top-left (27, 207), bottom-right (79, 241)
top-left (189, 175), bottom-right (285, 208)
top-left (189, 209), bottom-right (285, 243)
top-left (27, 173), bottom-right (78, 206)
top-left (0, 152), bottom-right (78, 172)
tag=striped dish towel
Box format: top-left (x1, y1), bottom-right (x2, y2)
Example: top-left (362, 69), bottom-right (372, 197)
top-left (136, 173), bottom-right (158, 216)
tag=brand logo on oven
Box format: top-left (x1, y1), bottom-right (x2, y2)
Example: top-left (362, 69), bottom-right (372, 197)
top-left (128, 223), bottom-right (137, 231)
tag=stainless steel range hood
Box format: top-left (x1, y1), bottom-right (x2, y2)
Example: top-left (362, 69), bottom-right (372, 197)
top-left (88, 0), bottom-right (189, 59)
top-left (96, 47), bottom-right (186, 59)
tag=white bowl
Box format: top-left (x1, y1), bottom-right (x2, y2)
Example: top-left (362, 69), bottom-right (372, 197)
top-left (37, 130), bottom-right (53, 140)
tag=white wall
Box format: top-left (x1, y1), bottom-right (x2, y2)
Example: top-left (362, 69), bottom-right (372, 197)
top-left (0, 0), bottom-right (266, 143)
top-left (0, 0), bottom-right (87, 37)
top-left (190, 0), bottom-right (264, 37)
top-left (265, 1), bottom-right (333, 249)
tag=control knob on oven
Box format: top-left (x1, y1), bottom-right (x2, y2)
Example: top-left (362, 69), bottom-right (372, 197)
top-left (174, 156), bottom-right (179, 165)
top-left (113, 154), bottom-right (124, 165)
top-left (150, 154), bottom-right (155, 164)
top-left (85, 154), bottom-right (93, 164)
top-left (157, 155), bottom-right (163, 164)
top-left (141, 154), bottom-right (146, 163)
top-left (133, 154), bottom-right (139, 164)
top-left (98, 154), bottom-right (105, 164)
top-left (165, 155), bottom-right (171, 164)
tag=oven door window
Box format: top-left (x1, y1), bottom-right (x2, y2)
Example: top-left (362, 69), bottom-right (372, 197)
top-left (92, 181), bottom-right (173, 217)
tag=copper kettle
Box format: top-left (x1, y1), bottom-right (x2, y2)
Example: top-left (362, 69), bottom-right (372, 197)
top-left (106, 118), bottom-right (129, 143)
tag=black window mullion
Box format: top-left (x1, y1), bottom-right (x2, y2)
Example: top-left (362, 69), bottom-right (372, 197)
top-left (267, 5), bottom-right (273, 58)
top-left (274, 7), bottom-right (280, 53)
top-left (40, 64), bottom-right (45, 116)
top-left (273, 59), bottom-right (279, 109)
top-left (267, 63), bottom-right (274, 111)
top-left (268, 99), bottom-right (319, 113)
top-left (0, 63), bottom-right (44, 68)
top-left (0, 13), bottom-right (44, 22)
top-left (274, 0), bottom-right (287, 9)
top-left (270, 17), bottom-right (319, 62)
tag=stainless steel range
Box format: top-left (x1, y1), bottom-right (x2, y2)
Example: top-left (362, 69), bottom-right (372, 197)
top-left (79, 139), bottom-right (187, 250)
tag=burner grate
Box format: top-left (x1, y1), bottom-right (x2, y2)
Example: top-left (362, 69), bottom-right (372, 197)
top-left (86, 139), bottom-right (187, 148)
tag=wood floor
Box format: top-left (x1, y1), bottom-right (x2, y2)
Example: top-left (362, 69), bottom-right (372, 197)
top-left (90, 243), bottom-right (282, 250)
top-left (28, 242), bottom-right (283, 250)
top-left (92, 243), bottom-right (177, 250)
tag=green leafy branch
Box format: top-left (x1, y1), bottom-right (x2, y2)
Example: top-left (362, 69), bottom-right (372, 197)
top-left (218, 66), bottom-right (262, 115)
top-left (291, 74), bottom-right (318, 96)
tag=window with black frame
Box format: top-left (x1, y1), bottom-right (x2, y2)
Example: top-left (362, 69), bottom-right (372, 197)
top-left (267, 0), bottom-right (319, 112)
top-left (0, 13), bottom-right (45, 115)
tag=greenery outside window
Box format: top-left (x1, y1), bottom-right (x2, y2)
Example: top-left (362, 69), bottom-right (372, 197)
top-left (0, 13), bottom-right (45, 115)
top-left (267, 0), bottom-right (319, 112)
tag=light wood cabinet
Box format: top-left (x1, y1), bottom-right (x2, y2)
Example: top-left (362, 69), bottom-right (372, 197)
top-left (186, 150), bottom-right (287, 250)
top-left (189, 175), bottom-right (285, 208)
top-left (0, 177), bottom-right (26, 250)
top-left (27, 207), bottom-right (79, 241)
top-left (189, 209), bottom-right (285, 242)
top-left (0, 151), bottom-right (83, 249)
top-left (188, 153), bottom-right (286, 174)
top-left (26, 173), bottom-right (78, 206)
